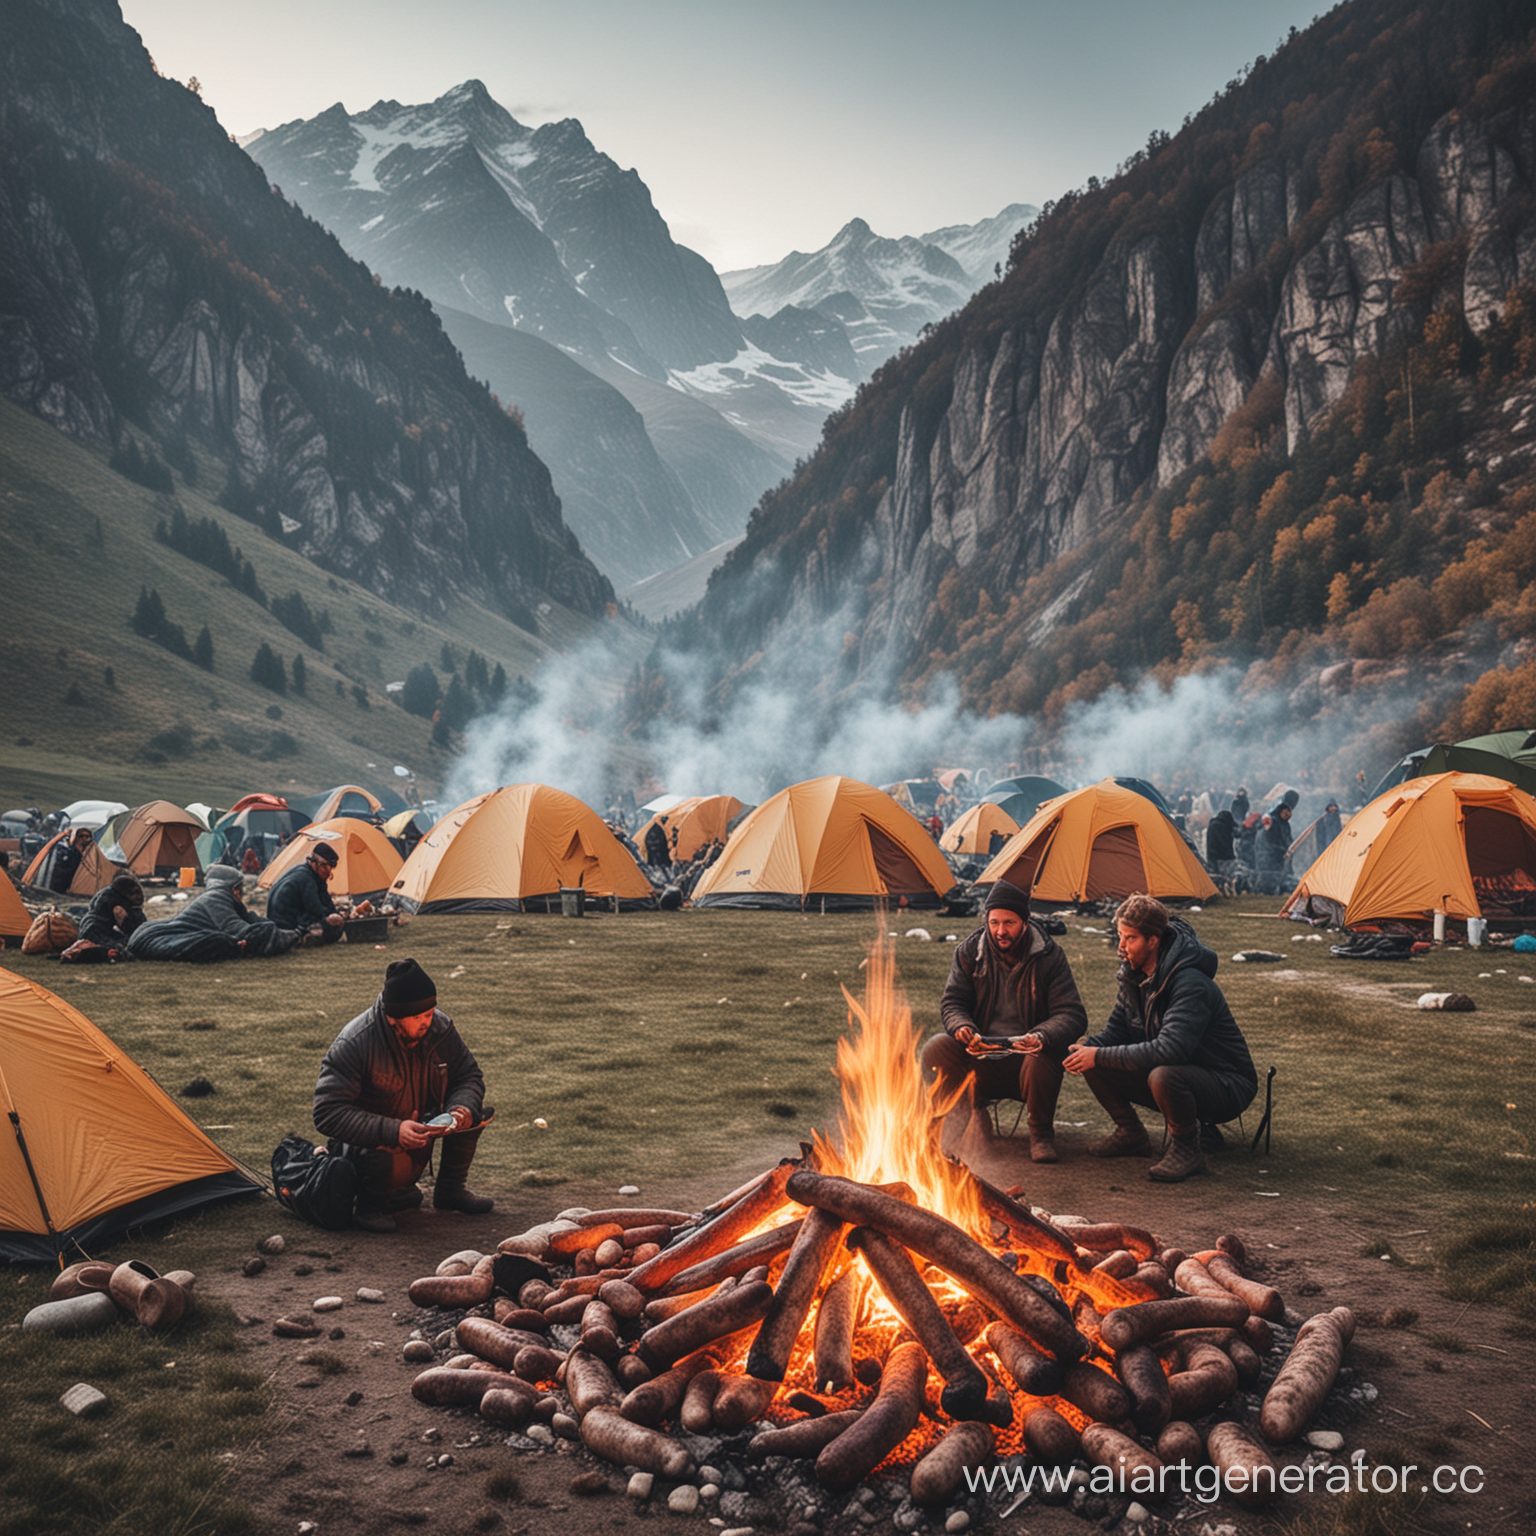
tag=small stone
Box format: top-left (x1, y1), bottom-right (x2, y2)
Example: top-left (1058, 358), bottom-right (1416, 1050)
top-left (421, 1428), bottom-right (441, 1443)
top-left (356, 1287), bottom-right (385, 1303)
top-left (700, 1483), bottom-right (720, 1501)
top-left (258, 1235), bottom-right (286, 1255)
top-left (298, 1524), bottom-right (317, 1535)
top-left (293, 1265), bottom-right (314, 1278)
top-left (1306, 1430), bottom-right (1344, 1452)
top-left (403, 1341), bottom-right (434, 1363)
top-left (945, 1513), bottom-right (970, 1533)
top-left (668, 1486), bottom-right (701, 1514)
top-left (389, 1451), bottom-right (408, 1465)
top-left (434, 1328), bottom-right (458, 1350)
top-left (60, 1383), bottom-right (108, 1417)
top-left (627, 1472), bottom-right (654, 1500)
top-left (343, 1441), bottom-right (372, 1459)
top-left (618, 1185), bottom-right (641, 1195)
top-left (699, 1466), bottom-right (724, 1486)
top-left (436, 1453), bottom-right (454, 1467)
top-left (1350, 1448), bottom-right (1368, 1467)
top-left (312, 1297), bottom-right (344, 1312)
top-left (525, 1424), bottom-right (555, 1446)
top-left (328, 1328), bottom-right (345, 1341)
top-left (551, 1412), bottom-right (580, 1439)
top-left (570, 1470), bottom-right (609, 1496)
top-left (273, 1318), bottom-right (322, 1339)
top-left (720, 1529), bottom-right (756, 1536)
top-left (344, 1390), bottom-right (363, 1407)
top-left (1125, 1504), bottom-right (1150, 1524)
top-left (243, 1256), bottom-right (267, 1277)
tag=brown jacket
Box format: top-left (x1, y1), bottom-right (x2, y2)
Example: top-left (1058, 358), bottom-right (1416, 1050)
top-left (939, 921), bottom-right (1087, 1053)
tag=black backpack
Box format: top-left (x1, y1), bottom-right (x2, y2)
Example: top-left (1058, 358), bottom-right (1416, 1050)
top-left (271, 1135), bottom-right (359, 1229)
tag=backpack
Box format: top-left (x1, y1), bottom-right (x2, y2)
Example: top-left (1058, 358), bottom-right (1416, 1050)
top-left (23, 910), bottom-right (78, 954)
top-left (271, 1135), bottom-right (358, 1229)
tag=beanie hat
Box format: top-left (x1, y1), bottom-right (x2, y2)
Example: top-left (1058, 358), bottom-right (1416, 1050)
top-left (382, 957), bottom-right (436, 1017)
top-left (206, 864), bottom-right (242, 888)
top-left (310, 841), bottom-right (339, 866)
top-left (983, 879), bottom-right (1032, 919)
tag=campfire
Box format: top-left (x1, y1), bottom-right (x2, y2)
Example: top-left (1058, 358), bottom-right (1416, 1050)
top-left (402, 940), bottom-right (1353, 1517)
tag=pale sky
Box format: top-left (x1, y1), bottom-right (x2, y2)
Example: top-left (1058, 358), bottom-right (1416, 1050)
top-left (120, 0), bottom-right (1332, 272)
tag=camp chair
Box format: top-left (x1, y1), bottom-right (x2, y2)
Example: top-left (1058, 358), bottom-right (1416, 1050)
top-left (1196, 1065), bottom-right (1276, 1156)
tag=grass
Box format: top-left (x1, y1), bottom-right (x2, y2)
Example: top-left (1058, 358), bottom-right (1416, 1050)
top-left (0, 398), bottom-right (649, 809)
top-left (2, 902), bottom-right (1535, 1530)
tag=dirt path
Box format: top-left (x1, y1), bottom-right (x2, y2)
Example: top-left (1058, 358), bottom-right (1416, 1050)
top-left (221, 1143), bottom-right (1536, 1536)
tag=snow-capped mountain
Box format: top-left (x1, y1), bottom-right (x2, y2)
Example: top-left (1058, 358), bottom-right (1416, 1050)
top-left (918, 202), bottom-right (1038, 287)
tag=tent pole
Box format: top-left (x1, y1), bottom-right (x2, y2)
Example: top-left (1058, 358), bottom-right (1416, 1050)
top-left (8, 1110), bottom-right (61, 1253)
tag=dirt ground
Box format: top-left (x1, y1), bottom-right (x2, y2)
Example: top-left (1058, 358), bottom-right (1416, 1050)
top-left (216, 1134), bottom-right (1536, 1536)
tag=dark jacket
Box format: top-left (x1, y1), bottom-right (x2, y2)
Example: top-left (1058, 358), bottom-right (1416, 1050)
top-left (79, 886), bottom-right (146, 948)
top-left (1087, 919), bottom-right (1257, 1098)
top-left (940, 920), bottom-right (1087, 1051)
top-left (313, 998), bottom-right (486, 1151)
top-left (268, 862), bottom-right (337, 930)
top-left (1205, 810), bottom-right (1236, 863)
top-left (126, 870), bottom-right (298, 961)
top-left (1257, 807), bottom-right (1293, 870)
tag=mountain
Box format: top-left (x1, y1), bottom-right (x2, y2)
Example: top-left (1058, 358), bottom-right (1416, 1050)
top-left (246, 85), bottom-right (844, 577)
top-left (0, 0), bottom-right (610, 626)
top-left (918, 202), bottom-right (1039, 286)
top-left (657, 0), bottom-right (1536, 758)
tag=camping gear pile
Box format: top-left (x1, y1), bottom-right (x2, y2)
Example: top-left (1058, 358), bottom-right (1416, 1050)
top-left (22, 1260), bottom-right (196, 1336)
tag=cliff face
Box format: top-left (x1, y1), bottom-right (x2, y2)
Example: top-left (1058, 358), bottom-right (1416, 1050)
top-left (0, 0), bottom-right (611, 622)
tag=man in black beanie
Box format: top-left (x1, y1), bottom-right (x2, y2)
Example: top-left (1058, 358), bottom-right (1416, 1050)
top-left (920, 879), bottom-right (1087, 1162)
top-left (313, 957), bottom-right (493, 1232)
top-left (269, 839), bottom-right (347, 943)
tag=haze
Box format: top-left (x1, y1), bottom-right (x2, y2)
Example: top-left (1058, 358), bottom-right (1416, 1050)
top-left (120, 0), bottom-right (1331, 272)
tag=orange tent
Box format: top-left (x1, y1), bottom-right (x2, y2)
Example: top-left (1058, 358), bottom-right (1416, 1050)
top-left (691, 776), bottom-right (955, 909)
top-left (632, 795), bottom-right (748, 863)
top-left (0, 967), bottom-right (259, 1260)
top-left (941, 801), bottom-right (1020, 858)
top-left (104, 801), bottom-right (204, 878)
top-left (390, 784), bottom-right (655, 913)
top-left (23, 830), bottom-right (122, 896)
top-left (308, 785), bottom-right (385, 823)
top-left (257, 818), bottom-right (404, 901)
top-left (1281, 772), bottom-right (1536, 928)
top-left (0, 876), bottom-right (29, 941)
top-left (979, 779), bottom-right (1216, 903)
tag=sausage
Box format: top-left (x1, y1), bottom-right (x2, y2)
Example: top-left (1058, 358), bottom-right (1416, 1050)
top-left (519, 1279), bottom-right (556, 1310)
top-left (1204, 1252), bottom-right (1285, 1322)
top-left (814, 1341), bottom-right (927, 1491)
top-left (1114, 1344), bottom-right (1172, 1437)
top-left (1062, 1223), bottom-right (1157, 1260)
top-left (1259, 1307), bottom-right (1354, 1443)
top-left (711, 1374), bottom-right (775, 1432)
top-left (492, 1301), bottom-right (549, 1331)
top-left (1072, 1296), bottom-right (1104, 1351)
top-left (748, 1408), bottom-right (864, 1459)
top-left (478, 1383), bottom-right (540, 1427)
top-left (580, 1299), bottom-right (621, 1362)
top-left (407, 1271), bottom-right (493, 1308)
top-left (579, 1404), bottom-right (695, 1479)
top-left (512, 1344), bottom-right (565, 1383)
top-left (1022, 1406), bottom-right (1080, 1465)
top-left (1080, 1424), bottom-right (1167, 1504)
top-left (643, 1277), bottom-right (732, 1324)
top-left (1059, 1361), bottom-right (1133, 1425)
top-left (455, 1317), bottom-right (550, 1368)
top-left (576, 1208), bottom-right (691, 1229)
top-left (598, 1280), bottom-right (645, 1320)
top-left (1100, 1295), bottom-right (1248, 1352)
top-left (745, 1207), bottom-right (845, 1381)
top-left (637, 1278), bottom-right (774, 1370)
top-left (614, 1352), bottom-right (651, 1389)
top-left (1226, 1336), bottom-right (1261, 1382)
top-left (1243, 1315), bottom-right (1275, 1355)
top-left (620, 1351), bottom-right (719, 1427)
top-left (813, 1268), bottom-right (861, 1393)
top-left (1158, 1247), bottom-right (1189, 1273)
top-left (620, 1223), bottom-right (675, 1248)
top-left (680, 1367), bottom-right (723, 1432)
top-left (911, 1422), bottom-right (994, 1507)
top-left (983, 1321), bottom-right (1064, 1397)
top-left (1173, 1257), bottom-right (1237, 1303)
top-left (1091, 1249), bottom-right (1139, 1279)
top-left (785, 1171), bottom-right (1084, 1361)
top-left (549, 1222), bottom-right (624, 1255)
top-left (658, 1219), bottom-right (803, 1297)
top-left (1131, 1261), bottom-right (1174, 1298)
top-left (1167, 1341), bottom-right (1240, 1419)
top-left (1207, 1421), bottom-right (1280, 1507)
top-left (411, 1367), bottom-right (511, 1406)
top-left (543, 1294), bottom-right (593, 1325)
top-left (1216, 1233), bottom-right (1248, 1267)
top-left (563, 1346), bottom-right (623, 1417)
top-left (847, 1227), bottom-right (992, 1422)
top-left (1156, 1419), bottom-right (1203, 1466)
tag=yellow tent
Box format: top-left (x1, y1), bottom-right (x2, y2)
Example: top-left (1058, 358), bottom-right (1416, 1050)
top-left (0, 967), bottom-right (259, 1260)
top-left (980, 779), bottom-right (1217, 903)
top-left (633, 795), bottom-right (748, 863)
top-left (1281, 772), bottom-right (1536, 928)
top-left (390, 784), bottom-right (655, 912)
top-left (0, 876), bottom-right (30, 941)
top-left (691, 776), bottom-right (954, 909)
top-left (941, 801), bottom-right (1020, 858)
top-left (104, 801), bottom-right (205, 878)
top-left (257, 818), bottom-right (404, 900)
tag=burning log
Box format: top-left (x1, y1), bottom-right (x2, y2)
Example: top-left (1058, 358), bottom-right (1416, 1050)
top-left (748, 1408), bottom-right (864, 1459)
top-left (911, 1421), bottom-right (994, 1506)
top-left (846, 1226), bottom-right (997, 1424)
top-left (813, 1266), bottom-right (862, 1393)
top-left (1259, 1307), bottom-right (1355, 1443)
top-left (658, 1218), bottom-right (803, 1297)
top-left (636, 1277), bottom-right (774, 1370)
top-left (745, 1207), bottom-right (846, 1382)
top-left (815, 1340), bottom-right (927, 1491)
top-left (785, 1171), bottom-right (1085, 1361)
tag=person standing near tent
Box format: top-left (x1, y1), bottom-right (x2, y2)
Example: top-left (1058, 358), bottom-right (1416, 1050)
top-left (268, 841), bottom-right (347, 942)
top-left (1065, 894), bottom-right (1256, 1182)
top-left (1318, 800), bottom-right (1343, 853)
top-left (921, 880), bottom-right (1088, 1164)
top-left (313, 958), bottom-right (493, 1232)
top-left (49, 827), bottom-right (94, 893)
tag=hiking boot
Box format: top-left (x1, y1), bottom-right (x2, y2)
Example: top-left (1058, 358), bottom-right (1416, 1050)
top-left (1199, 1122), bottom-right (1227, 1154)
top-left (353, 1205), bottom-right (396, 1233)
top-left (434, 1185), bottom-right (495, 1215)
top-left (1028, 1126), bottom-right (1059, 1164)
top-left (388, 1183), bottom-right (424, 1212)
top-left (1149, 1133), bottom-right (1208, 1182)
top-left (1087, 1126), bottom-right (1153, 1158)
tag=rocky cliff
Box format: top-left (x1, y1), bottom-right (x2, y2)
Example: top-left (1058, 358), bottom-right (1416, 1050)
top-left (0, 0), bottom-right (610, 623)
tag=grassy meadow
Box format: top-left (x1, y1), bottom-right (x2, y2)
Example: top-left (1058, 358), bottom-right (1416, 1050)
top-left (2, 900), bottom-right (1534, 1533)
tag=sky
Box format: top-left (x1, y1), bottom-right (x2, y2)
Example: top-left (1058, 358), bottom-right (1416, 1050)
top-left (120, 0), bottom-right (1333, 272)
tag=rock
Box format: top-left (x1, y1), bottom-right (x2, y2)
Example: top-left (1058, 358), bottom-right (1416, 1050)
top-left (293, 1265), bottom-right (314, 1278)
top-left (1306, 1430), bottom-right (1345, 1452)
top-left (525, 1424), bottom-right (555, 1446)
top-left (627, 1472), bottom-right (654, 1500)
top-left (435, 1453), bottom-right (454, 1467)
top-left (356, 1287), bottom-right (385, 1303)
top-left (343, 1440), bottom-right (372, 1458)
top-left (273, 1318), bottom-right (322, 1339)
top-left (23, 1294), bottom-right (120, 1337)
top-left (344, 1389), bottom-right (363, 1406)
top-left (389, 1450), bottom-right (408, 1465)
top-left (618, 1185), bottom-right (640, 1196)
top-left (668, 1485), bottom-right (700, 1514)
top-left (258, 1235), bottom-right (286, 1255)
top-left (699, 1465), bottom-right (724, 1486)
top-left (434, 1328), bottom-right (458, 1350)
top-left (421, 1428), bottom-right (442, 1443)
top-left (312, 1297), bottom-right (343, 1312)
top-left (720, 1529), bottom-right (757, 1536)
top-left (243, 1256), bottom-right (267, 1277)
top-left (551, 1412), bottom-right (580, 1440)
top-left (1126, 1502), bottom-right (1150, 1523)
top-left (328, 1327), bottom-right (345, 1341)
top-left (700, 1483), bottom-right (720, 1502)
top-left (570, 1470), bottom-right (609, 1496)
top-left (402, 1341), bottom-right (434, 1363)
top-left (946, 1513), bottom-right (971, 1533)
top-left (60, 1382), bottom-right (108, 1417)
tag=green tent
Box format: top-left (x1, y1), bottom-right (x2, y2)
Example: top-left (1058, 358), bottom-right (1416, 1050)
top-left (1371, 730), bottom-right (1536, 801)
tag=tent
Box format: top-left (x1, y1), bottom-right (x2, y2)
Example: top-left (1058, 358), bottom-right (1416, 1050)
top-left (196, 797), bottom-right (309, 870)
top-left (691, 776), bottom-right (955, 910)
top-left (0, 875), bottom-right (30, 941)
top-left (1281, 772), bottom-right (1536, 928)
top-left (0, 967), bottom-right (260, 1260)
top-left (101, 802), bottom-right (205, 878)
top-left (941, 801), bottom-right (1021, 858)
top-left (1370, 730), bottom-right (1536, 801)
top-left (59, 799), bottom-right (128, 831)
top-left (22, 830), bottom-right (122, 896)
top-left (258, 818), bottom-right (403, 901)
top-left (982, 775), bottom-right (1069, 828)
top-left (291, 785), bottom-right (385, 825)
top-left (632, 795), bottom-right (749, 864)
top-left (390, 784), bottom-right (656, 913)
top-left (1113, 777), bottom-right (1174, 814)
top-left (979, 779), bottom-right (1218, 903)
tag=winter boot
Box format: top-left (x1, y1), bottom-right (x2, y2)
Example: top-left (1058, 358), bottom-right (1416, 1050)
top-left (1087, 1120), bottom-right (1153, 1158)
top-left (434, 1125), bottom-right (494, 1214)
top-left (1028, 1123), bottom-right (1059, 1164)
top-left (1149, 1132), bottom-right (1208, 1182)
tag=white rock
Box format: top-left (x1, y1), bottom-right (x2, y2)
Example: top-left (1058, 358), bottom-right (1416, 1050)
top-left (312, 1297), bottom-right (343, 1312)
top-left (668, 1485), bottom-right (700, 1514)
top-left (700, 1483), bottom-right (720, 1501)
top-left (421, 1428), bottom-right (441, 1443)
top-left (551, 1412), bottom-right (580, 1439)
top-left (298, 1524), bottom-right (317, 1535)
top-left (627, 1471), bottom-right (654, 1500)
top-left (945, 1513), bottom-right (970, 1533)
top-left (60, 1382), bottom-right (108, 1417)
top-left (699, 1465), bottom-right (723, 1485)
top-left (1306, 1431), bottom-right (1344, 1451)
top-left (720, 1529), bottom-right (756, 1536)
top-left (904, 927), bottom-right (932, 941)
top-left (618, 1184), bottom-right (641, 1196)
top-left (525, 1424), bottom-right (555, 1445)
top-left (1350, 1448), bottom-right (1368, 1466)
top-left (258, 1234), bottom-right (286, 1254)
top-left (356, 1288), bottom-right (385, 1303)
top-left (1126, 1505), bottom-right (1150, 1524)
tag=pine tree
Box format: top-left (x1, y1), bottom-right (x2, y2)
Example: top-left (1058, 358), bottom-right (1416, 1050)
top-left (441, 674), bottom-right (471, 730)
top-left (250, 642), bottom-right (287, 694)
top-left (402, 664), bottom-right (439, 719)
top-left (291, 653), bottom-right (307, 695)
top-left (193, 625), bottom-right (214, 671)
top-left (131, 586), bottom-right (165, 638)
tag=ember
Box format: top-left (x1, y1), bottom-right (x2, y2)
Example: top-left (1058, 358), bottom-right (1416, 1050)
top-left (405, 938), bottom-right (1355, 1519)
